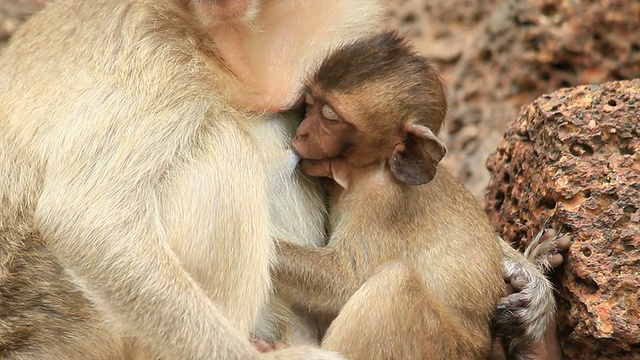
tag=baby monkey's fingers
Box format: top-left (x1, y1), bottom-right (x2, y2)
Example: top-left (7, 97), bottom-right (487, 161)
top-left (525, 229), bottom-right (572, 272)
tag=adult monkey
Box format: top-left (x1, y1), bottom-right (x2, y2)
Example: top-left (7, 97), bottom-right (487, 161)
top-left (0, 0), bottom-right (559, 359)
top-left (0, 0), bottom-right (382, 359)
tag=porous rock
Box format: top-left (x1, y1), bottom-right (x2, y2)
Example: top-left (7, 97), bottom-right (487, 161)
top-left (485, 79), bottom-right (640, 359)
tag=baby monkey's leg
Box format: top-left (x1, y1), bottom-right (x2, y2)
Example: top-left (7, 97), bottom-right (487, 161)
top-left (322, 261), bottom-right (485, 360)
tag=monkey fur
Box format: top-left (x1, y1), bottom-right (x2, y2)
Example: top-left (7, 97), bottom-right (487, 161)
top-left (275, 32), bottom-right (504, 359)
top-left (0, 0), bottom-right (382, 358)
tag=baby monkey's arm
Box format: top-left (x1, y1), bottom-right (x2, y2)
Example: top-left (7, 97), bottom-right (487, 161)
top-left (273, 242), bottom-right (364, 315)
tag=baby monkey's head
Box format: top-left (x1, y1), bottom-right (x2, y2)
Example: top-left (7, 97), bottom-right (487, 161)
top-left (292, 31), bottom-right (447, 186)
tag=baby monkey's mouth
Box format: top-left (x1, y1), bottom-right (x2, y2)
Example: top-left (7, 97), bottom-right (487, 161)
top-left (291, 141), bottom-right (337, 161)
top-left (290, 143), bottom-right (320, 161)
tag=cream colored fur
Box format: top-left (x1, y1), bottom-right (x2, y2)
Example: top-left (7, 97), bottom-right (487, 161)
top-left (0, 0), bottom-right (382, 358)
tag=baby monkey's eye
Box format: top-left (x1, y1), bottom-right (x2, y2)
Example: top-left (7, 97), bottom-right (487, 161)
top-left (321, 104), bottom-right (339, 122)
top-left (305, 93), bottom-right (315, 105)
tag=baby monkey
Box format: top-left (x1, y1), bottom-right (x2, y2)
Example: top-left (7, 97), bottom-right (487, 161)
top-left (273, 31), bottom-right (506, 359)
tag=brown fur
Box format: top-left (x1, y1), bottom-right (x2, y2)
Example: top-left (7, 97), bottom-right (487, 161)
top-left (0, 0), bottom-right (384, 359)
top-left (277, 32), bottom-right (505, 359)
top-left (276, 169), bottom-right (507, 360)
top-left (289, 32), bottom-right (560, 360)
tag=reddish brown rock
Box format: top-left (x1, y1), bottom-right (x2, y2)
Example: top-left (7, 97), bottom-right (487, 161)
top-left (485, 79), bottom-right (640, 359)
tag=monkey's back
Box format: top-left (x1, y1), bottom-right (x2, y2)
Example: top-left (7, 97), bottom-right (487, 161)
top-left (410, 167), bottom-right (505, 332)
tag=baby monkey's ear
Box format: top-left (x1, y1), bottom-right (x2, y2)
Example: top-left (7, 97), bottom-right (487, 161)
top-left (389, 124), bottom-right (447, 185)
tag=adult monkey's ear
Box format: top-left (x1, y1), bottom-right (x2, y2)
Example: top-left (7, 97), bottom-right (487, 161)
top-left (389, 124), bottom-right (447, 185)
